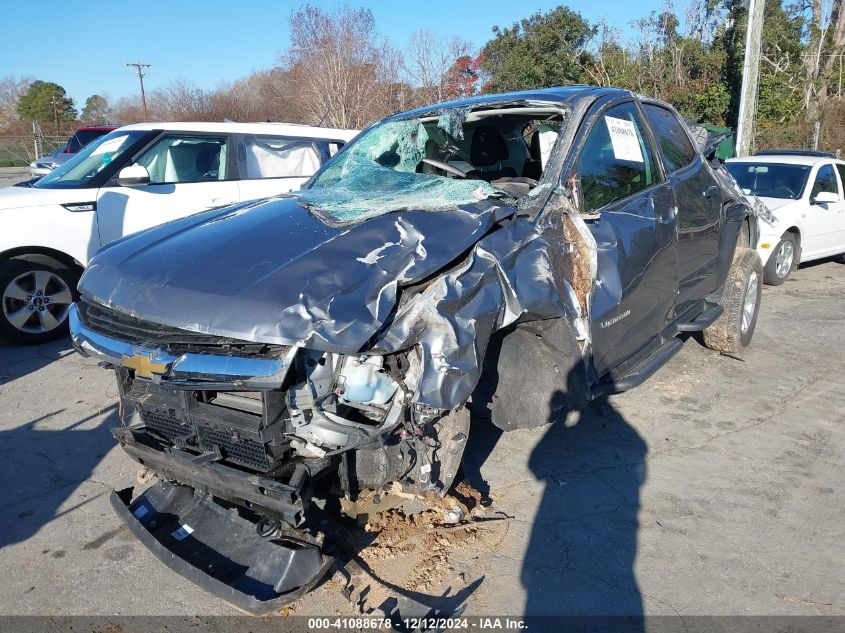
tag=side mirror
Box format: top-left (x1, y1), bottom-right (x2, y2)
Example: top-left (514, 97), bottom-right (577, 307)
top-left (116, 164), bottom-right (150, 187)
top-left (812, 190), bottom-right (839, 205)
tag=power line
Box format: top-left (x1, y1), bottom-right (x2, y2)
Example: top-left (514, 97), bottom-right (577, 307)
top-left (126, 62), bottom-right (151, 121)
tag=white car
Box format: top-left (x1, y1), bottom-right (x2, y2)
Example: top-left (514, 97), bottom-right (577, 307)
top-left (726, 151), bottom-right (845, 285)
top-left (0, 121), bottom-right (357, 343)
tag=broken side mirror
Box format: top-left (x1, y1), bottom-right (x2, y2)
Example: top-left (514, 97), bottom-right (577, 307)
top-left (116, 164), bottom-right (151, 187)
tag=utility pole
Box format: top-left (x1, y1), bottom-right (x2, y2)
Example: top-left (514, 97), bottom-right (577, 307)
top-left (126, 62), bottom-right (151, 121)
top-left (735, 0), bottom-right (765, 157)
top-left (50, 96), bottom-right (60, 135)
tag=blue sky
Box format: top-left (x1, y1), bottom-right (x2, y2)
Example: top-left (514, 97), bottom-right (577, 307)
top-left (0, 0), bottom-right (667, 106)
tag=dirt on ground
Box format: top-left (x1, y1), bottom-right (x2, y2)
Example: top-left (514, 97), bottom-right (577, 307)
top-left (322, 480), bottom-right (511, 611)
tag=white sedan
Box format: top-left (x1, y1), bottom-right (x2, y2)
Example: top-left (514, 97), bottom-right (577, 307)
top-left (0, 121), bottom-right (357, 343)
top-left (726, 151), bottom-right (845, 284)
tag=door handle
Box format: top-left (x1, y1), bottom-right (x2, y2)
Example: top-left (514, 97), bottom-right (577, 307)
top-left (703, 185), bottom-right (719, 198)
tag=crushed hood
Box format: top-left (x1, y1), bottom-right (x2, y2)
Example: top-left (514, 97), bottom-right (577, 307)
top-left (79, 195), bottom-right (508, 352)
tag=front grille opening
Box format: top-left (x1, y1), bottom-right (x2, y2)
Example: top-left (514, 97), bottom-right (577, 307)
top-left (77, 300), bottom-right (289, 358)
top-left (197, 426), bottom-right (270, 471)
top-left (140, 410), bottom-right (193, 444)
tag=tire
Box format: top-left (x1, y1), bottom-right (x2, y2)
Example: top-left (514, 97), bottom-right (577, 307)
top-left (0, 259), bottom-right (79, 344)
top-left (763, 233), bottom-right (798, 285)
top-left (703, 248), bottom-right (763, 354)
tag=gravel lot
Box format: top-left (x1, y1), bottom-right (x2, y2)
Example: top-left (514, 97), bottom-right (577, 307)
top-left (0, 165), bottom-right (842, 618)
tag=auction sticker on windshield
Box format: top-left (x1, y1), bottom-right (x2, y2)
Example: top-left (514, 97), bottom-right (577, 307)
top-left (605, 115), bottom-right (643, 162)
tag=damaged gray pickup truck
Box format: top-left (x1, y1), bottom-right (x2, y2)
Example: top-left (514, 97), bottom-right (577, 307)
top-left (70, 86), bottom-right (765, 612)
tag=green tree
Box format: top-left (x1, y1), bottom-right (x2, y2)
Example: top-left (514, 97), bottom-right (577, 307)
top-left (81, 94), bottom-right (110, 122)
top-left (16, 80), bottom-right (76, 125)
top-left (480, 6), bottom-right (595, 92)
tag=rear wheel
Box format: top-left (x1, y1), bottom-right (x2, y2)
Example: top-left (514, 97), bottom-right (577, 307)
top-left (703, 248), bottom-right (763, 354)
top-left (0, 260), bottom-right (78, 344)
top-left (763, 233), bottom-right (798, 285)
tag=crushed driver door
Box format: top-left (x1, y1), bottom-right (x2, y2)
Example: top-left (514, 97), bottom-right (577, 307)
top-left (570, 99), bottom-right (679, 377)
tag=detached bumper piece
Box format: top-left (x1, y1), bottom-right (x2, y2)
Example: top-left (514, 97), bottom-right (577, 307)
top-left (112, 482), bottom-right (334, 614)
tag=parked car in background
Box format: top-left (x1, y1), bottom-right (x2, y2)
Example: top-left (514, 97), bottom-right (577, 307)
top-left (1, 121), bottom-right (358, 343)
top-left (69, 87), bottom-right (766, 612)
top-left (28, 125), bottom-right (118, 177)
top-left (726, 150), bottom-right (845, 284)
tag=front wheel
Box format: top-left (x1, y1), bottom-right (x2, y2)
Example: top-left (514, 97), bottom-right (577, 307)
top-left (703, 248), bottom-right (763, 354)
top-left (763, 233), bottom-right (798, 285)
top-left (0, 260), bottom-right (78, 344)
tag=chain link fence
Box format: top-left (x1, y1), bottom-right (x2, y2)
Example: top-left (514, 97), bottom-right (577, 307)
top-left (0, 132), bottom-right (70, 168)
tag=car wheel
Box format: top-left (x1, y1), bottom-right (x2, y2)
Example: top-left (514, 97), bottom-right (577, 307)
top-left (763, 233), bottom-right (798, 285)
top-left (0, 260), bottom-right (78, 344)
top-left (703, 248), bottom-right (763, 354)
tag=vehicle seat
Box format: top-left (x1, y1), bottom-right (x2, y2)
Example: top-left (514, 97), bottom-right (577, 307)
top-left (165, 143), bottom-right (221, 182)
top-left (195, 146), bottom-right (221, 180)
top-left (466, 126), bottom-right (516, 181)
top-left (523, 131), bottom-right (543, 180)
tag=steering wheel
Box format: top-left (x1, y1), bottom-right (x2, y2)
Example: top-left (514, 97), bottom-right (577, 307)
top-left (770, 186), bottom-right (794, 198)
top-left (421, 158), bottom-right (467, 179)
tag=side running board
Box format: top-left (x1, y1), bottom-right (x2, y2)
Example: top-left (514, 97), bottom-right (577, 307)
top-left (592, 337), bottom-right (684, 398)
top-left (677, 303), bottom-right (723, 332)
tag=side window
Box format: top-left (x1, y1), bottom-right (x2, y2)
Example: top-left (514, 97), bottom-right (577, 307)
top-left (133, 134), bottom-right (228, 184)
top-left (810, 164), bottom-right (839, 200)
top-left (641, 104), bottom-right (696, 172)
top-left (834, 164), bottom-right (845, 195)
top-left (576, 102), bottom-right (660, 213)
top-left (237, 134), bottom-right (322, 179)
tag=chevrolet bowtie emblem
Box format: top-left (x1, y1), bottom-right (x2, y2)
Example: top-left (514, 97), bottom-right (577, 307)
top-left (121, 352), bottom-right (167, 378)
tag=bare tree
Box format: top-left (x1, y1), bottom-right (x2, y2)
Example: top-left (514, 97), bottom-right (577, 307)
top-left (401, 30), bottom-right (473, 106)
top-left (0, 76), bottom-right (33, 126)
top-left (147, 79), bottom-right (212, 121)
top-left (208, 69), bottom-right (307, 123)
top-left (280, 5), bottom-right (399, 129)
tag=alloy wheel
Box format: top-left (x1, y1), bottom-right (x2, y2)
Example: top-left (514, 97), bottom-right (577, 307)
top-left (2, 269), bottom-right (73, 334)
top-left (774, 241), bottom-right (794, 279)
top-left (741, 270), bottom-right (758, 335)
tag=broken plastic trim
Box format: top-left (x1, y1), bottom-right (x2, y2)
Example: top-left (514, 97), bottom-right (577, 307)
top-left (112, 482), bottom-right (334, 615)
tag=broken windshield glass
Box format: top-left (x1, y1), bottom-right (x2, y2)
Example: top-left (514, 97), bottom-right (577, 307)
top-left (300, 118), bottom-right (496, 223)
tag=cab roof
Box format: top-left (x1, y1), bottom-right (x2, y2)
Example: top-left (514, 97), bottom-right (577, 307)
top-left (393, 85), bottom-right (627, 119)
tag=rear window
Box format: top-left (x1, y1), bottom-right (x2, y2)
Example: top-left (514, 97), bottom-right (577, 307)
top-left (642, 104), bottom-right (696, 172)
top-left (67, 129), bottom-right (111, 153)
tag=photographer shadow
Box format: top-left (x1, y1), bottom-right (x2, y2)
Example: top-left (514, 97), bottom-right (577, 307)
top-left (522, 392), bottom-right (647, 631)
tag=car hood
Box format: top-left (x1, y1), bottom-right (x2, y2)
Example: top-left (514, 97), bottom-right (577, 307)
top-left (0, 184), bottom-right (93, 210)
top-left (756, 197), bottom-right (797, 213)
top-left (79, 195), bottom-right (509, 351)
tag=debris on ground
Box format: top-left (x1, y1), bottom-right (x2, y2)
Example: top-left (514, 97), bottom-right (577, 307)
top-left (326, 479), bottom-right (511, 607)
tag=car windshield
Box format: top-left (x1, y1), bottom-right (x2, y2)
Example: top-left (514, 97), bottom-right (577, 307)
top-left (35, 130), bottom-right (148, 189)
top-left (725, 162), bottom-right (810, 200)
top-left (67, 129), bottom-right (110, 153)
top-left (302, 105), bottom-right (565, 223)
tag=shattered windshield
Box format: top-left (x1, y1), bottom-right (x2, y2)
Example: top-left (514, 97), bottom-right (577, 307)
top-left (301, 105), bottom-right (566, 223)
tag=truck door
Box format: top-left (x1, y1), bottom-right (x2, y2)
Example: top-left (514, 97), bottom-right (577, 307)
top-left (572, 100), bottom-right (679, 377)
top-left (641, 103), bottom-right (722, 314)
